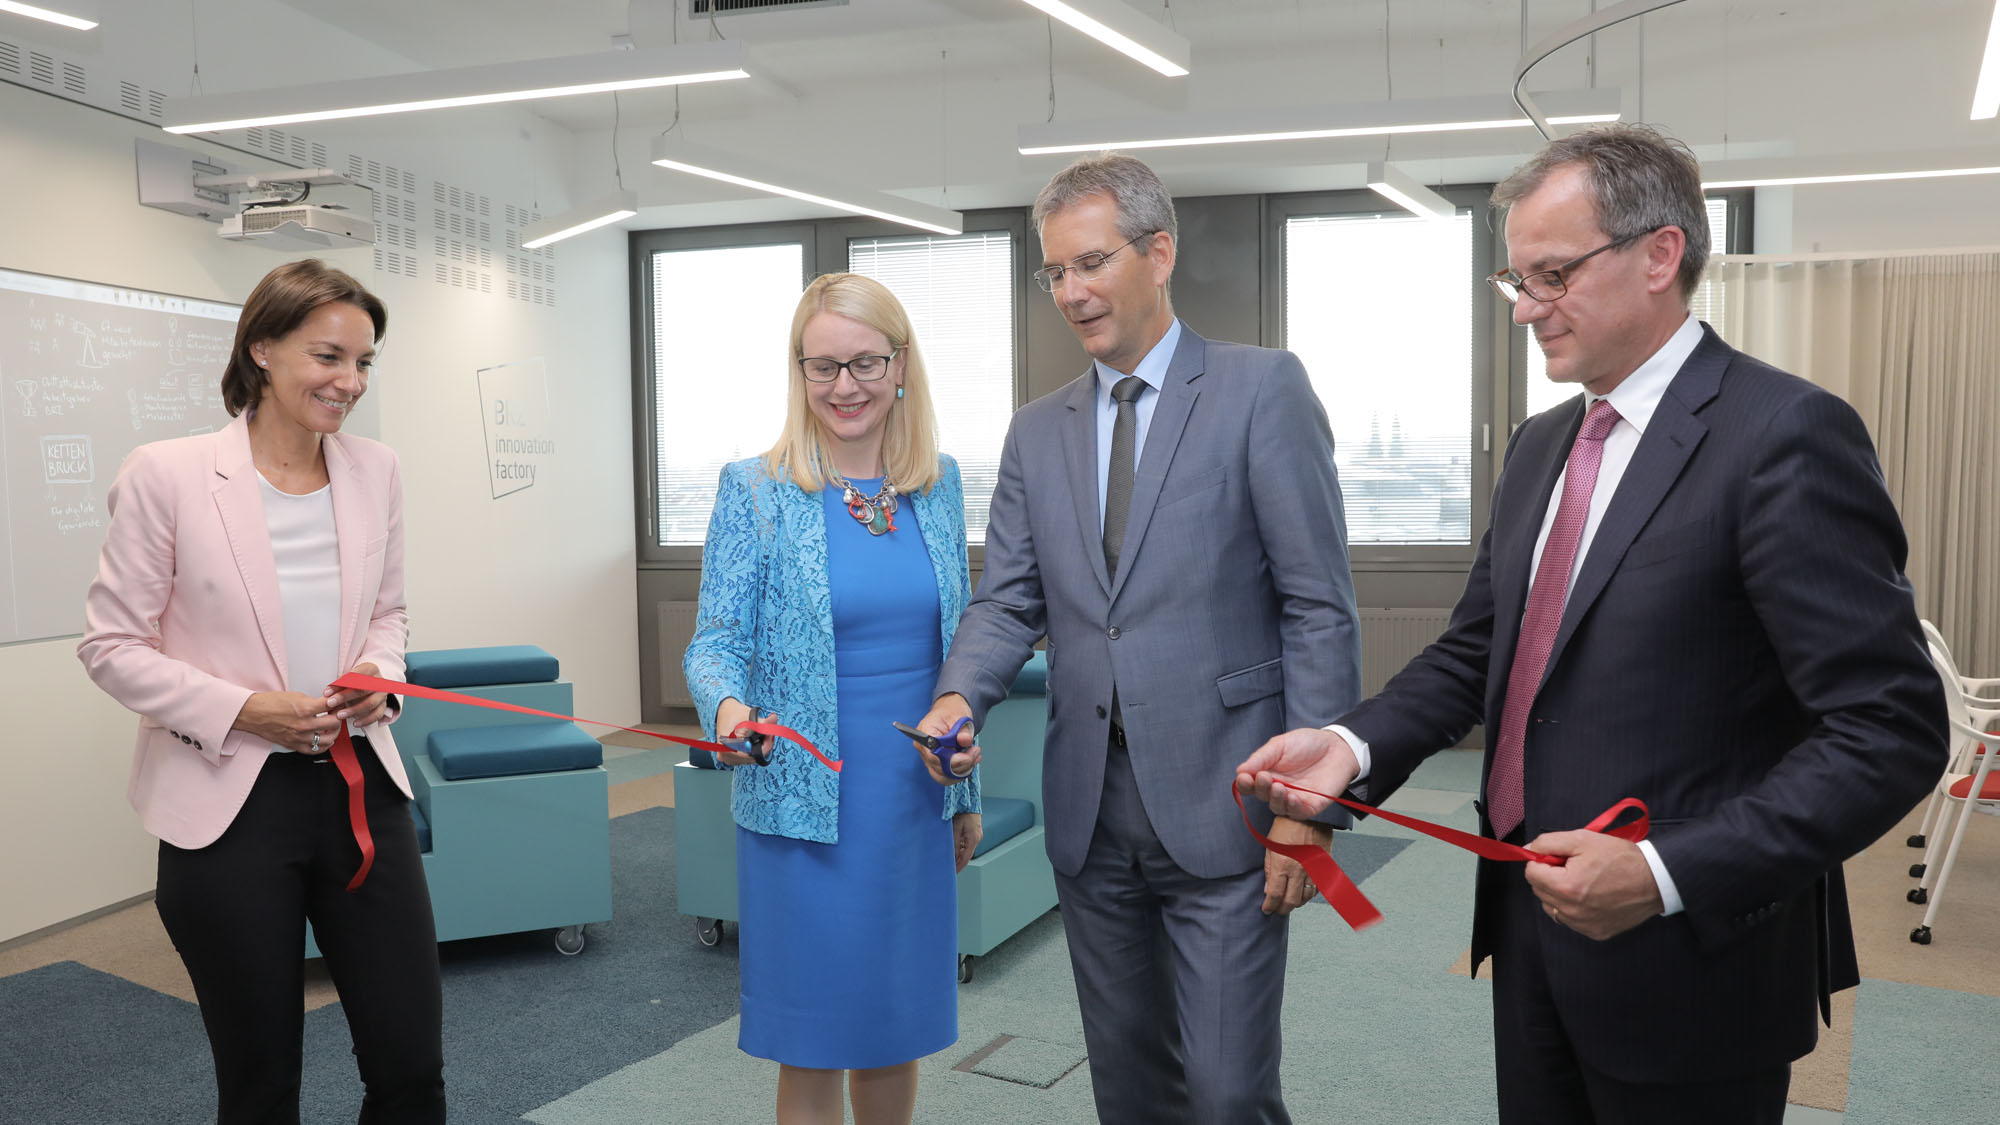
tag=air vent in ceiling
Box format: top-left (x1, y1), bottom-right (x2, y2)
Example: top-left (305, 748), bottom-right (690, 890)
top-left (690, 0), bottom-right (847, 16)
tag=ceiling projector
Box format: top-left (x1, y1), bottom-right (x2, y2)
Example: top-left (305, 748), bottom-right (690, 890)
top-left (219, 204), bottom-right (376, 251)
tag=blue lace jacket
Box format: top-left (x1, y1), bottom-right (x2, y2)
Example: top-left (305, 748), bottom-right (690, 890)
top-left (684, 454), bottom-right (980, 843)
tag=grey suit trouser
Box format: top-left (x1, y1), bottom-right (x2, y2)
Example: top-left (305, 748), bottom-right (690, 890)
top-left (1054, 736), bottom-right (1292, 1124)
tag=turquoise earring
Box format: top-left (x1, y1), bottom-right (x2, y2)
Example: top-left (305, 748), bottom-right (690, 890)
top-left (896, 386), bottom-right (904, 399)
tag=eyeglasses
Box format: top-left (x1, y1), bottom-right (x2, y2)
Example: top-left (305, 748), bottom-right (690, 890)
top-left (1487, 228), bottom-right (1657, 304)
top-left (798, 349), bottom-right (900, 383)
top-left (1032, 232), bottom-right (1157, 293)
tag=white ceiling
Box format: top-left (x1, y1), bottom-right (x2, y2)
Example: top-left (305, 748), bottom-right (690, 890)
top-left (13, 1), bottom-right (2000, 231)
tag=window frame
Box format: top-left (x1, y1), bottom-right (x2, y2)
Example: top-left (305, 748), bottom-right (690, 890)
top-left (630, 211), bottom-right (1028, 569)
top-left (1261, 185), bottom-right (1503, 570)
top-left (630, 221), bottom-right (817, 568)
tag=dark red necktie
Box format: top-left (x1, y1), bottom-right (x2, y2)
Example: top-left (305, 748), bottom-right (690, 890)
top-left (1488, 400), bottom-right (1621, 840)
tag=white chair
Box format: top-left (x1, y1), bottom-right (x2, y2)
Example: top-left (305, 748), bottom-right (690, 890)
top-left (1905, 621), bottom-right (1998, 853)
top-left (1906, 642), bottom-right (2000, 944)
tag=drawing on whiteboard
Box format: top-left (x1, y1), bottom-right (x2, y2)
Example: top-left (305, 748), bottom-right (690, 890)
top-left (13, 379), bottom-right (34, 419)
top-left (42, 435), bottom-right (94, 485)
top-left (74, 321), bottom-right (107, 368)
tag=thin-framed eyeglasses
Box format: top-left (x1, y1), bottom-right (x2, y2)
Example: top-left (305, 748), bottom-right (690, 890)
top-left (1487, 228), bottom-right (1657, 304)
top-left (798, 349), bottom-right (901, 383)
top-left (1033, 232), bottom-right (1157, 293)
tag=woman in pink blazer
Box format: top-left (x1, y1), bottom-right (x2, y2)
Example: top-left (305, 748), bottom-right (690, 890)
top-left (79, 260), bottom-right (444, 1124)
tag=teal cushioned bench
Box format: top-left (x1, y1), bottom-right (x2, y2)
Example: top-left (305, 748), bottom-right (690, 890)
top-left (305, 645), bottom-right (610, 959)
top-left (405, 645), bottom-right (559, 689)
top-left (673, 653), bottom-right (1058, 978)
top-left (428, 720), bottom-right (602, 781)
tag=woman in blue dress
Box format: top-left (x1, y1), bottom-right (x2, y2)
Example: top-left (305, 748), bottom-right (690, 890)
top-left (684, 272), bottom-right (982, 1124)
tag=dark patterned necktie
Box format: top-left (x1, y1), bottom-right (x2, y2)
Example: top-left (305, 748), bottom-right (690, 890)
top-left (1102, 376), bottom-right (1147, 580)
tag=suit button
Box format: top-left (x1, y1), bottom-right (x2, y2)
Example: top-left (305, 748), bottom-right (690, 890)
top-left (1096, 705), bottom-right (1107, 718)
top-left (181, 734), bottom-right (192, 744)
top-left (1107, 626), bottom-right (1121, 640)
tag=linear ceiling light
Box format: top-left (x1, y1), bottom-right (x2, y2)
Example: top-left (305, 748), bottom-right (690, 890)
top-left (651, 139), bottom-right (961, 235)
top-left (0, 1), bottom-right (97, 30)
top-left (521, 191), bottom-right (639, 249)
top-left (1017, 0), bottom-right (1190, 77)
top-left (163, 42), bottom-right (748, 134)
top-left (1700, 149), bottom-right (2000, 190)
top-left (1017, 90), bottom-right (1622, 155)
top-left (1974, 0), bottom-right (2000, 119)
top-left (1367, 162), bottom-right (1456, 220)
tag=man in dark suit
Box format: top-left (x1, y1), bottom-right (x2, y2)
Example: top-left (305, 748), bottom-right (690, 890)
top-left (1235, 124), bottom-right (1947, 1124)
top-left (917, 153), bottom-right (1362, 1122)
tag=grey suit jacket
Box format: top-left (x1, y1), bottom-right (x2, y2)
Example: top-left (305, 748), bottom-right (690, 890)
top-left (939, 326), bottom-right (1362, 879)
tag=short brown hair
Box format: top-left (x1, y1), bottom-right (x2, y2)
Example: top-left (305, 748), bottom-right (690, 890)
top-left (1492, 123), bottom-right (1710, 304)
top-left (221, 259), bottom-right (387, 416)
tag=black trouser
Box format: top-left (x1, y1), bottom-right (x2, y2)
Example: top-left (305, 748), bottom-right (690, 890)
top-left (1489, 831), bottom-right (1789, 1125)
top-left (156, 738), bottom-right (445, 1125)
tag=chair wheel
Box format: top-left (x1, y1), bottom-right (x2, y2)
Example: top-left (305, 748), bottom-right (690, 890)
top-left (555, 926), bottom-right (586, 955)
top-left (1906, 834), bottom-right (1925, 847)
top-left (1907, 888), bottom-right (1928, 904)
top-left (1910, 926), bottom-right (1932, 945)
top-left (957, 954), bottom-right (974, 984)
top-left (1909, 863), bottom-right (1926, 878)
top-left (697, 919), bottom-right (724, 947)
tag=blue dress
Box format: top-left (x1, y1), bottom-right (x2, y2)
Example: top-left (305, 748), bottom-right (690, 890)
top-left (735, 479), bottom-right (959, 1068)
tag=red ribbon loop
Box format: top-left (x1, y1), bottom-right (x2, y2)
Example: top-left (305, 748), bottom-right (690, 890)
top-left (1235, 782), bottom-right (1650, 930)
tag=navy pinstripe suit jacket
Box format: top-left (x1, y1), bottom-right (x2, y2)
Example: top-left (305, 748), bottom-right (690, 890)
top-left (1343, 324), bottom-right (1947, 1083)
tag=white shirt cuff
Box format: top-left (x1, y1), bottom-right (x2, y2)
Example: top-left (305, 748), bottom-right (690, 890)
top-left (1324, 724), bottom-right (1371, 781)
top-left (1636, 839), bottom-right (1684, 916)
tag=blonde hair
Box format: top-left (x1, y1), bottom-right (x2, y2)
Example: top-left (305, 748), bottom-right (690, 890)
top-left (763, 273), bottom-right (941, 493)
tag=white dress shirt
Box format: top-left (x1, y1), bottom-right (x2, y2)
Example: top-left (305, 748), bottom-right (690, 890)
top-left (1094, 318), bottom-right (1183, 533)
top-left (1334, 313), bottom-right (1704, 914)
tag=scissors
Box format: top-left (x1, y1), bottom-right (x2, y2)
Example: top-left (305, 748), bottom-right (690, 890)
top-left (719, 725), bottom-right (773, 766)
top-left (892, 716), bottom-right (975, 776)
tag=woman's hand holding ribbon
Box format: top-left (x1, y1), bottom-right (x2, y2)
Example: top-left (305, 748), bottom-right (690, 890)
top-left (324, 661), bottom-right (393, 727)
top-left (714, 698), bottom-right (771, 766)
top-left (233, 690), bottom-right (343, 755)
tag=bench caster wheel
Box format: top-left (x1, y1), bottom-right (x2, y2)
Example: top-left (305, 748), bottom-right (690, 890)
top-left (555, 926), bottom-right (586, 956)
top-left (958, 954), bottom-right (974, 984)
top-left (697, 918), bottom-right (725, 947)
top-left (1906, 833), bottom-right (1925, 847)
top-left (1910, 926), bottom-right (1932, 945)
top-left (1909, 862), bottom-right (1926, 878)
top-left (1907, 887), bottom-right (1928, 904)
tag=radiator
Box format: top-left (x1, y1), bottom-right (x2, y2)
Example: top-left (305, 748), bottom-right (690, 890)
top-left (657, 600), bottom-right (700, 707)
top-left (1358, 608), bottom-right (1452, 698)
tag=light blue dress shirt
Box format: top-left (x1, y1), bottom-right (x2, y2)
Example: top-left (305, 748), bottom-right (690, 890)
top-left (1094, 318), bottom-right (1183, 534)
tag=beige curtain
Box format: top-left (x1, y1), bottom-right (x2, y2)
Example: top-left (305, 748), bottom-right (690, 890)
top-left (1704, 252), bottom-right (2000, 676)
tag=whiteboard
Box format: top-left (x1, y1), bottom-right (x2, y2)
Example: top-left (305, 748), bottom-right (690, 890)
top-left (0, 268), bottom-right (239, 645)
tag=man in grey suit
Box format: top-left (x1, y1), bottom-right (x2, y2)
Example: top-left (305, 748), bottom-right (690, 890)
top-left (914, 153), bottom-right (1361, 1123)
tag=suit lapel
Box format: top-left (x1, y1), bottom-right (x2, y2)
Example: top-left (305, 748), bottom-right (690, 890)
top-left (1061, 373), bottom-right (1111, 597)
top-left (324, 435), bottom-right (363, 669)
top-left (1107, 329), bottom-right (1204, 604)
top-left (1541, 331), bottom-right (1726, 683)
top-left (209, 414), bottom-right (288, 682)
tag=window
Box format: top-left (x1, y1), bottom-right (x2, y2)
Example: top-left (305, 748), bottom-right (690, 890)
top-left (1522, 195), bottom-right (1741, 418)
top-left (847, 230), bottom-right (1015, 543)
top-left (1282, 208), bottom-right (1480, 548)
top-left (645, 238), bottom-right (807, 548)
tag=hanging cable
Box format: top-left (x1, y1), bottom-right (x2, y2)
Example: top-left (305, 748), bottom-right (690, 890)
top-left (188, 0), bottom-right (203, 96)
top-left (613, 91), bottom-right (625, 190)
top-left (1047, 17), bottom-right (1057, 123)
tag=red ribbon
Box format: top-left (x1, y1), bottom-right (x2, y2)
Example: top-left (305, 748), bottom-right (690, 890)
top-left (1236, 783), bottom-right (1649, 931)
top-left (328, 727), bottom-right (376, 893)
top-left (330, 672), bottom-right (841, 773)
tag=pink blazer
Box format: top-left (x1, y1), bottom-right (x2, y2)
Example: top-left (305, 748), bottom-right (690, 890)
top-left (78, 412), bottom-right (412, 849)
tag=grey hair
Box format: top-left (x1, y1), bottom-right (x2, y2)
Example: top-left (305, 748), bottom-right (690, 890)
top-left (1031, 152), bottom-right (1178, 251)
top-left (1492, 123), bottom-right (1710, 304)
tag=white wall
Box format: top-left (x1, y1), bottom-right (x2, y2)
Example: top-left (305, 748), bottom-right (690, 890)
top-left (0, 75), bottom-right (635, 943)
